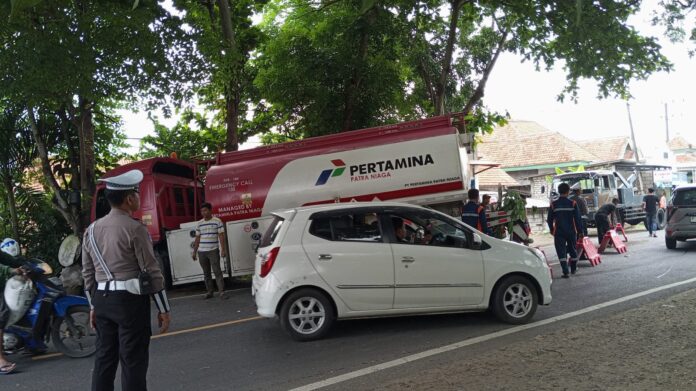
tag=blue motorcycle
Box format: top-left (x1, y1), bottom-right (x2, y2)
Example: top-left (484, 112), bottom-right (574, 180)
top-left (3, 259), bottom-right (96, 358)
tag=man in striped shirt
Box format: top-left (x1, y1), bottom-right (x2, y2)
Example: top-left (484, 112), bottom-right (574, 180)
top-left (193, 202), bottom-right (228, 299)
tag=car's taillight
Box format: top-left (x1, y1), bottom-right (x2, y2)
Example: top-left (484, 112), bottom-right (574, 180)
top-left (259, 247), bottom-right (280, 278)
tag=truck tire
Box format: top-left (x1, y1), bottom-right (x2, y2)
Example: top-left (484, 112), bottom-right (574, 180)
top-left (656, 208), bottom-right (667, 230)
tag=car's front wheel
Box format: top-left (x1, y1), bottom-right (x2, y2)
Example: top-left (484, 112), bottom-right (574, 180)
top-left (280, 288), bottom-right (335, 341)
top-left (665, 237), bottom-right (677, 250)
top-left (492, 276), bottom-right (538, 324)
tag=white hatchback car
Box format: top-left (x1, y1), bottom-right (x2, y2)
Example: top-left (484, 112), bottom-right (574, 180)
top-left (252, 202), bottom-right (552, 341)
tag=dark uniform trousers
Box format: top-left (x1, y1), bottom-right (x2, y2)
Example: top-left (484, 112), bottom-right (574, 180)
top-left (595, 214), bottom-right (611, 243)
top-left (92, 291), bottom-right (151, 391)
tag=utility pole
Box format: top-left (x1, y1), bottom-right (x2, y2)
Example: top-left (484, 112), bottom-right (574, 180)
top-left (626, 102), bottom-right (644, 191)
top-left (664, 102), bottom-right (670, 143)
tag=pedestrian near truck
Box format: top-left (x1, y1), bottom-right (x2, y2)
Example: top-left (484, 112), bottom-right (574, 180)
top-left (547, 183), bottom-right (584, 278)
top-left (192, 202), bottom-right (228, 300)
top-left (642, 188), bottom-right (659, 237)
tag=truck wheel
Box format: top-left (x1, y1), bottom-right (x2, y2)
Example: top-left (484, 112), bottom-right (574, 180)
top-left (280, 288), bottom-right (335, 341)
top-left (491, 276), bottom-right (538, 324)
top-left (665, 237), bottom-right (677, 250)
top-left (656, 208), bottom-right (667, 230)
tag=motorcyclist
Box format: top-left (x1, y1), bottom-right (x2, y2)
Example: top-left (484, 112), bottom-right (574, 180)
top-left (1, 238), bottom-right (25, 374)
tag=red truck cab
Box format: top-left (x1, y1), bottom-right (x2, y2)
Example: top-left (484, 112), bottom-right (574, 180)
top-left (91, 157), bottom-right (202, 246)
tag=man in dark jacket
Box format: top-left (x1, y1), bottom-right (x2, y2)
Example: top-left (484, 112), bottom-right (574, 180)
top-left (547, 183), bottom-right (584, 278)
top-left (595, 198), bottom-right (620, 243)
top-left (571, 188), bottom-right (589, 236)
top-left (461, 189), bottom-right (490, 235)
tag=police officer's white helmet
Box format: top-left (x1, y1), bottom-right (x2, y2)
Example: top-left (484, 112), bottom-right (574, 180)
top-left (1, 238), bottom-right (19, 257)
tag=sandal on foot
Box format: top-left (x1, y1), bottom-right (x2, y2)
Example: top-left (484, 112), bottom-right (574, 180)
top-left (0, 363), bottom-right (16, 375)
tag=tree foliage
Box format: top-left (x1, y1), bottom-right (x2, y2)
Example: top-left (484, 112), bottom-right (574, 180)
top-left (0, 0), bottom-right (201, 234)
top-left (139, 111), bottom-right (227, 160)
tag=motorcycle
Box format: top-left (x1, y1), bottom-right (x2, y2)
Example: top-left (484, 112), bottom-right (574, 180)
top-left (3, 258), bottom-right (96, 358)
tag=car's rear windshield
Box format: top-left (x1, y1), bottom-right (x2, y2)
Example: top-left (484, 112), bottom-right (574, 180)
top-left (260, 216), bottom-right (284, 248)
top-left (673, 188), bottom-right (696, 206)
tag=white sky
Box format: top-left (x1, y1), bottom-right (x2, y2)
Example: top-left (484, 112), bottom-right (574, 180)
top-left (121, 2), bottom-right (696, 155)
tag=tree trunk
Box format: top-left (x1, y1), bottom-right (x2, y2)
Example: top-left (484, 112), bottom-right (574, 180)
top-left (77, 97), bottom-right (95, 231)
top-left (462, 30), bottom-right (508, 115)
top-left (225, 86), bottom-right (240, 151)
top-left (341, 9), bottom-right (375, 132)
top-left (434, 0), bottom-right (463, 115)
top-left (217, 0), bottom-right (240, 151)
top-left (2, 169), bottom-right (20, 242)
top-left (27, 104), bottom-right (80, 234)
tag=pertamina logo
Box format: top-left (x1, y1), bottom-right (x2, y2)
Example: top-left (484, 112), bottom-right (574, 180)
top-left (315, 159), bottom-right (346, 186)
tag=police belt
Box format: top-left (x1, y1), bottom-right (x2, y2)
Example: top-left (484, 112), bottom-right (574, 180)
top-left (97, 281), bottom-right (130, 291)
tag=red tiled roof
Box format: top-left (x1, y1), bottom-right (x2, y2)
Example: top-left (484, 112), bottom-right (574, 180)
top-left (574, 137), bottom-right (634, 161)
top-left (477, 167), bottom-right (520, 187)
top-left (676, 154), bottom-right (696, 163)
top-left (477, 121), bottom-right (599, 169)
top-left (669, 136), bottom-right (695, 151)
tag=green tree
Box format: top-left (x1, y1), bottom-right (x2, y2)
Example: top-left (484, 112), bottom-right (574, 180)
top-left (172, 0), bottom-right (267, 151)
top-left (256, 0), bottom-right (671, 138)
top-left (256, 0), bottom-right (409, 137)
top-left (654, 0), bottom-right (696, 53)
top-left (0, 102), bottom-right (37, 243)
top-left (0, 0), bottom-right (200, 233)
top-left (139, 111), bottom-right (227, 160)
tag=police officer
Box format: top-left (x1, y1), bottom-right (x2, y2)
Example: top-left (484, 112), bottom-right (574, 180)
top-left (547, 183), bottom-right (583, 278)
top-left (461, 189), bottom-right (490, 235)
top-left (82, 169), bottom-right (171, 391)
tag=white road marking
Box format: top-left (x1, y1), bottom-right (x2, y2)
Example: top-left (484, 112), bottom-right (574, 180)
top-left (290, 276), bottom-right (696, 391)
top-left (656, 266), bottom-right (673, 279)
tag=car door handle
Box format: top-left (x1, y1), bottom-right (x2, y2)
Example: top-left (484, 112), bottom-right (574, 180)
top-left (318, 254), bottom-right (332, 261)
top-left (401, 256), bottom-right (415, 263)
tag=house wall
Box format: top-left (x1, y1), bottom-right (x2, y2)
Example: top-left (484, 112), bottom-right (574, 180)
top-left (529, 176), bottom-right (551, 200)
top-left (527, 206), bottom-right (549, 233)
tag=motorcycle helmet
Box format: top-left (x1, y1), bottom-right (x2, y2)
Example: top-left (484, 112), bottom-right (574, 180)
top-left (1, 237), bottom-right (19, 257)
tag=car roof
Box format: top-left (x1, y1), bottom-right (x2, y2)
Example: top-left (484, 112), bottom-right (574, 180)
top-left (272, 201), bottom-right (428, 216)
top-left (674, 184), bottom-right (696, 191)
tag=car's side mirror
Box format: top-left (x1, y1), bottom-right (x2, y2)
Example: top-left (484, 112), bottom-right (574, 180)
top-left (471, 233), bottom-right (483, 250)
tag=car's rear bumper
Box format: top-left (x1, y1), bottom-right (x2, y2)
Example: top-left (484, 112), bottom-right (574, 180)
top-left (252, 274), bottom-right (283, 318)
top-left (665, 226), bottom-right (696, 240)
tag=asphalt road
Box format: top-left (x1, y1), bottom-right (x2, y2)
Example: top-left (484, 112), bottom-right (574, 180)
top-left (4, 231), bottom-right (695, 391)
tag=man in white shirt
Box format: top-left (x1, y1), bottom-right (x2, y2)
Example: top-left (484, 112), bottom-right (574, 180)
top-left (192, 202), bottom-right (228, 300)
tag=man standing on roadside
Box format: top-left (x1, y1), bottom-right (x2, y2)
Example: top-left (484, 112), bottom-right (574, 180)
top-left (547, 183), bottom-right (584, 278)
top-left (192, 202), bottom-right (228, 300)
top-left (571, 188), bottom-right (589, 237)
top-left (642, 188), bottom-right (659, 238)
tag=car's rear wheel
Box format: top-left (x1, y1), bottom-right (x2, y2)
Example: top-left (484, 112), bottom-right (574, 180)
top-left (492, 276), bottom-right (538, 324)
top-left (665, 237), bottom-right (677, 250)
top-left (280, 288), bottom-right (335, 341)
